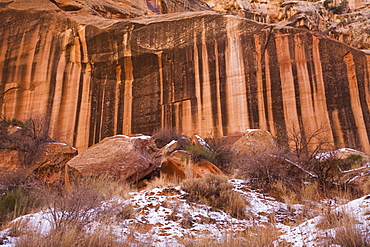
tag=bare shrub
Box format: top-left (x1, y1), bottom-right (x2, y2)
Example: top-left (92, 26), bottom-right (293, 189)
top-left (204, 136), bottom-right (234, 172)
top-left (42, 176), bottom-right (133, 229)
top-left (181, 174), bottom-right (248, 219)
top-left (152, 127), bottom-right (190, 149)
top-left (0, 116), bottom-right (53, 168)
top-left (287, 123), bottom-right (331, 166)
top-left (233, 149), bottom-right (302, 197)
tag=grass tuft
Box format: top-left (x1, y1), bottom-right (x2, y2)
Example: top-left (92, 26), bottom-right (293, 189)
top-left (181, 174), bottom-right (249, 219)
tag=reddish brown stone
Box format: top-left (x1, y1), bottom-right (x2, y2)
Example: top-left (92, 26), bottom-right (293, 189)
top-left (160, 150), bottom-right (224, 179)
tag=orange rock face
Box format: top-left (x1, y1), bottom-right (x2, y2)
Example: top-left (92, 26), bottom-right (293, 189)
top-left (160, 150), bottom-right (224, 179)
top-left (0, 0), bottom-right (369, 153)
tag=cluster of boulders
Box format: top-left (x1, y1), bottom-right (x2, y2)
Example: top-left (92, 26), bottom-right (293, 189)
top-left (0, 126), bottom-right (369, 194)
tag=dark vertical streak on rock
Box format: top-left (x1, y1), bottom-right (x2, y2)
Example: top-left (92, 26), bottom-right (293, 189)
top-left (268, 33), bottom-right (287, 144)
top-left (45, 36), bottom-right (60, 136)
top-left (242, 33), bottom-right (259, 128)
top-left (0, 33), bottom-right (11, 113)
top-left (162, 51), bottom-right (174, 129)
top-left (197, 36), bottom-right (204, 104)
top-left (319, 40), bottom-right (359, 148)
top-left (91, 66), bottom-right (103, 145)
top-left (31, 39), bottom-right (41, 83)
top-left (217, 38), bottom-right (228, 135)
top-left (117, 57), bottom-right (125, 134)
top-left (131, 53), bottom-right (160, 134)
top-left (260, 32), bottom-right (270, 131)
top-left (101, 73), bottom-right (116, 139)
top-left (73, 62), bottom-right (85, 147)
top-left (353, 52), bottom-right (370, 142)
top-left (304, 35), bottom-right (316, 109)
top-left (206, 40), bottom-right (218, 132)
top-left (289, 35), bottom-right (304, 137)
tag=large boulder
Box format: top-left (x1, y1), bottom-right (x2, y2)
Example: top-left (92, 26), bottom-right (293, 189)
top-left (66, 135), bottom-right (158, 183)
top-left (233, 129), bottom-right (277, 155)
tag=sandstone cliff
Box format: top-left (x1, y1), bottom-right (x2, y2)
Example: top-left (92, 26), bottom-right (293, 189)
top-left (0, 0), bottom-right (369, 153)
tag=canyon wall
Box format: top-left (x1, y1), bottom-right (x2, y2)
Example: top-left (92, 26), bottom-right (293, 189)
top-left (0, 2), bottom-right (369, 152)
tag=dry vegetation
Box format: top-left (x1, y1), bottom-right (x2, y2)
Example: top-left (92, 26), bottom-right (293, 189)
top-left (181, 174), bottom-right (249, 219)
top-left (0, 124), bottom-right (368, 246)
top-left (179, 225), bottom-right (280, 247)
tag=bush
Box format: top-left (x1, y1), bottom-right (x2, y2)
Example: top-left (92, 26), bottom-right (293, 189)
top-left (204, 136), bottom-right (233, 172)
top-left (324, 0), bottom-right (349, 14)
top-left (181, 174), bottom-right (248, 219)
top-left (0, 187), bottom-right (40, 225)
top-left (338, 154), bottom-right (363, 171)
top-left (43, 176), bottom-right (133, 229)
top-left (0, 116), bottom-right (53, 166)
top-left (184, 144), bottom-right (217, 164)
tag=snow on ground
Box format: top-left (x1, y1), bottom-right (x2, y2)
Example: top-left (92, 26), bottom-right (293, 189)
top-left (0, 180), bottom-right (369, 246)
top-left (278, 195), bottom-right (370, 246)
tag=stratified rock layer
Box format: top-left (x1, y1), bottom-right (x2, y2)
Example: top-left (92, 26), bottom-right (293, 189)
top-left (0, 0), bottom-right (369, 152)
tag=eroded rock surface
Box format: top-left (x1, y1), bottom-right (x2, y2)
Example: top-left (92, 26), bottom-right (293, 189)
top-left (160, 150), bottom-right (224, 179)
top-left (0, 142), bottom-right (77, 188)
top-left (0, 0), bottom-right (369, 154)
top-left (66, 135), bottom-right (157, 183)
top-left (233, 129), bottom-right (277, 155)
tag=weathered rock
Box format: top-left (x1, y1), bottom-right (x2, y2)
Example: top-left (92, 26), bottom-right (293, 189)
top-left (327, 9), bottom-right (370, 49)
top-left (345, 170), bottom-right (370, 195)
top-left (0, 149), bottom-right (27, 185)
top-left (233, 129), bottom-right (277, 155)
top-left (66, 135), bottom-right (158, 183)
top-left (160, 150), bottom-right (224, 179)
top-left (0, 142), bottom-right (77, 187)
top-left (316, 148), bottom-right (370, 172)
top-left (1, 0), bottom-right (370, 154)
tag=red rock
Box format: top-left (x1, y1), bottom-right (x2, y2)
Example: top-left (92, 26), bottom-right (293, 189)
top-left (0, 0), bottom-right (369, 155)
top-left (0, 142), bottom-right (78, 188)
top-left (66, 135), bottom-right (158, 183)
top-left (160, 150), bottom-right (224, 179)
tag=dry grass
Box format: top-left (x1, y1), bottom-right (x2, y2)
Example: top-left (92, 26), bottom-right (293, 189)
top-left (5, 176), bottom-right (137, 247)
top-left (181, 174), bottom-right (249, 219)
top-left (179, 225), bottom-right (280, 247)
top-left (329, 224), bottom-right (370, 247)
top-left (317, 209), bottom-right (370, 246)
top-left (145, 173), bottom-right (182, 189)
top-left (317, 208), bottom-right (357, 230)
top-left (0, 187), bottom-right (41, 226)
top-left (14, 222), bottom-right (126, 247)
